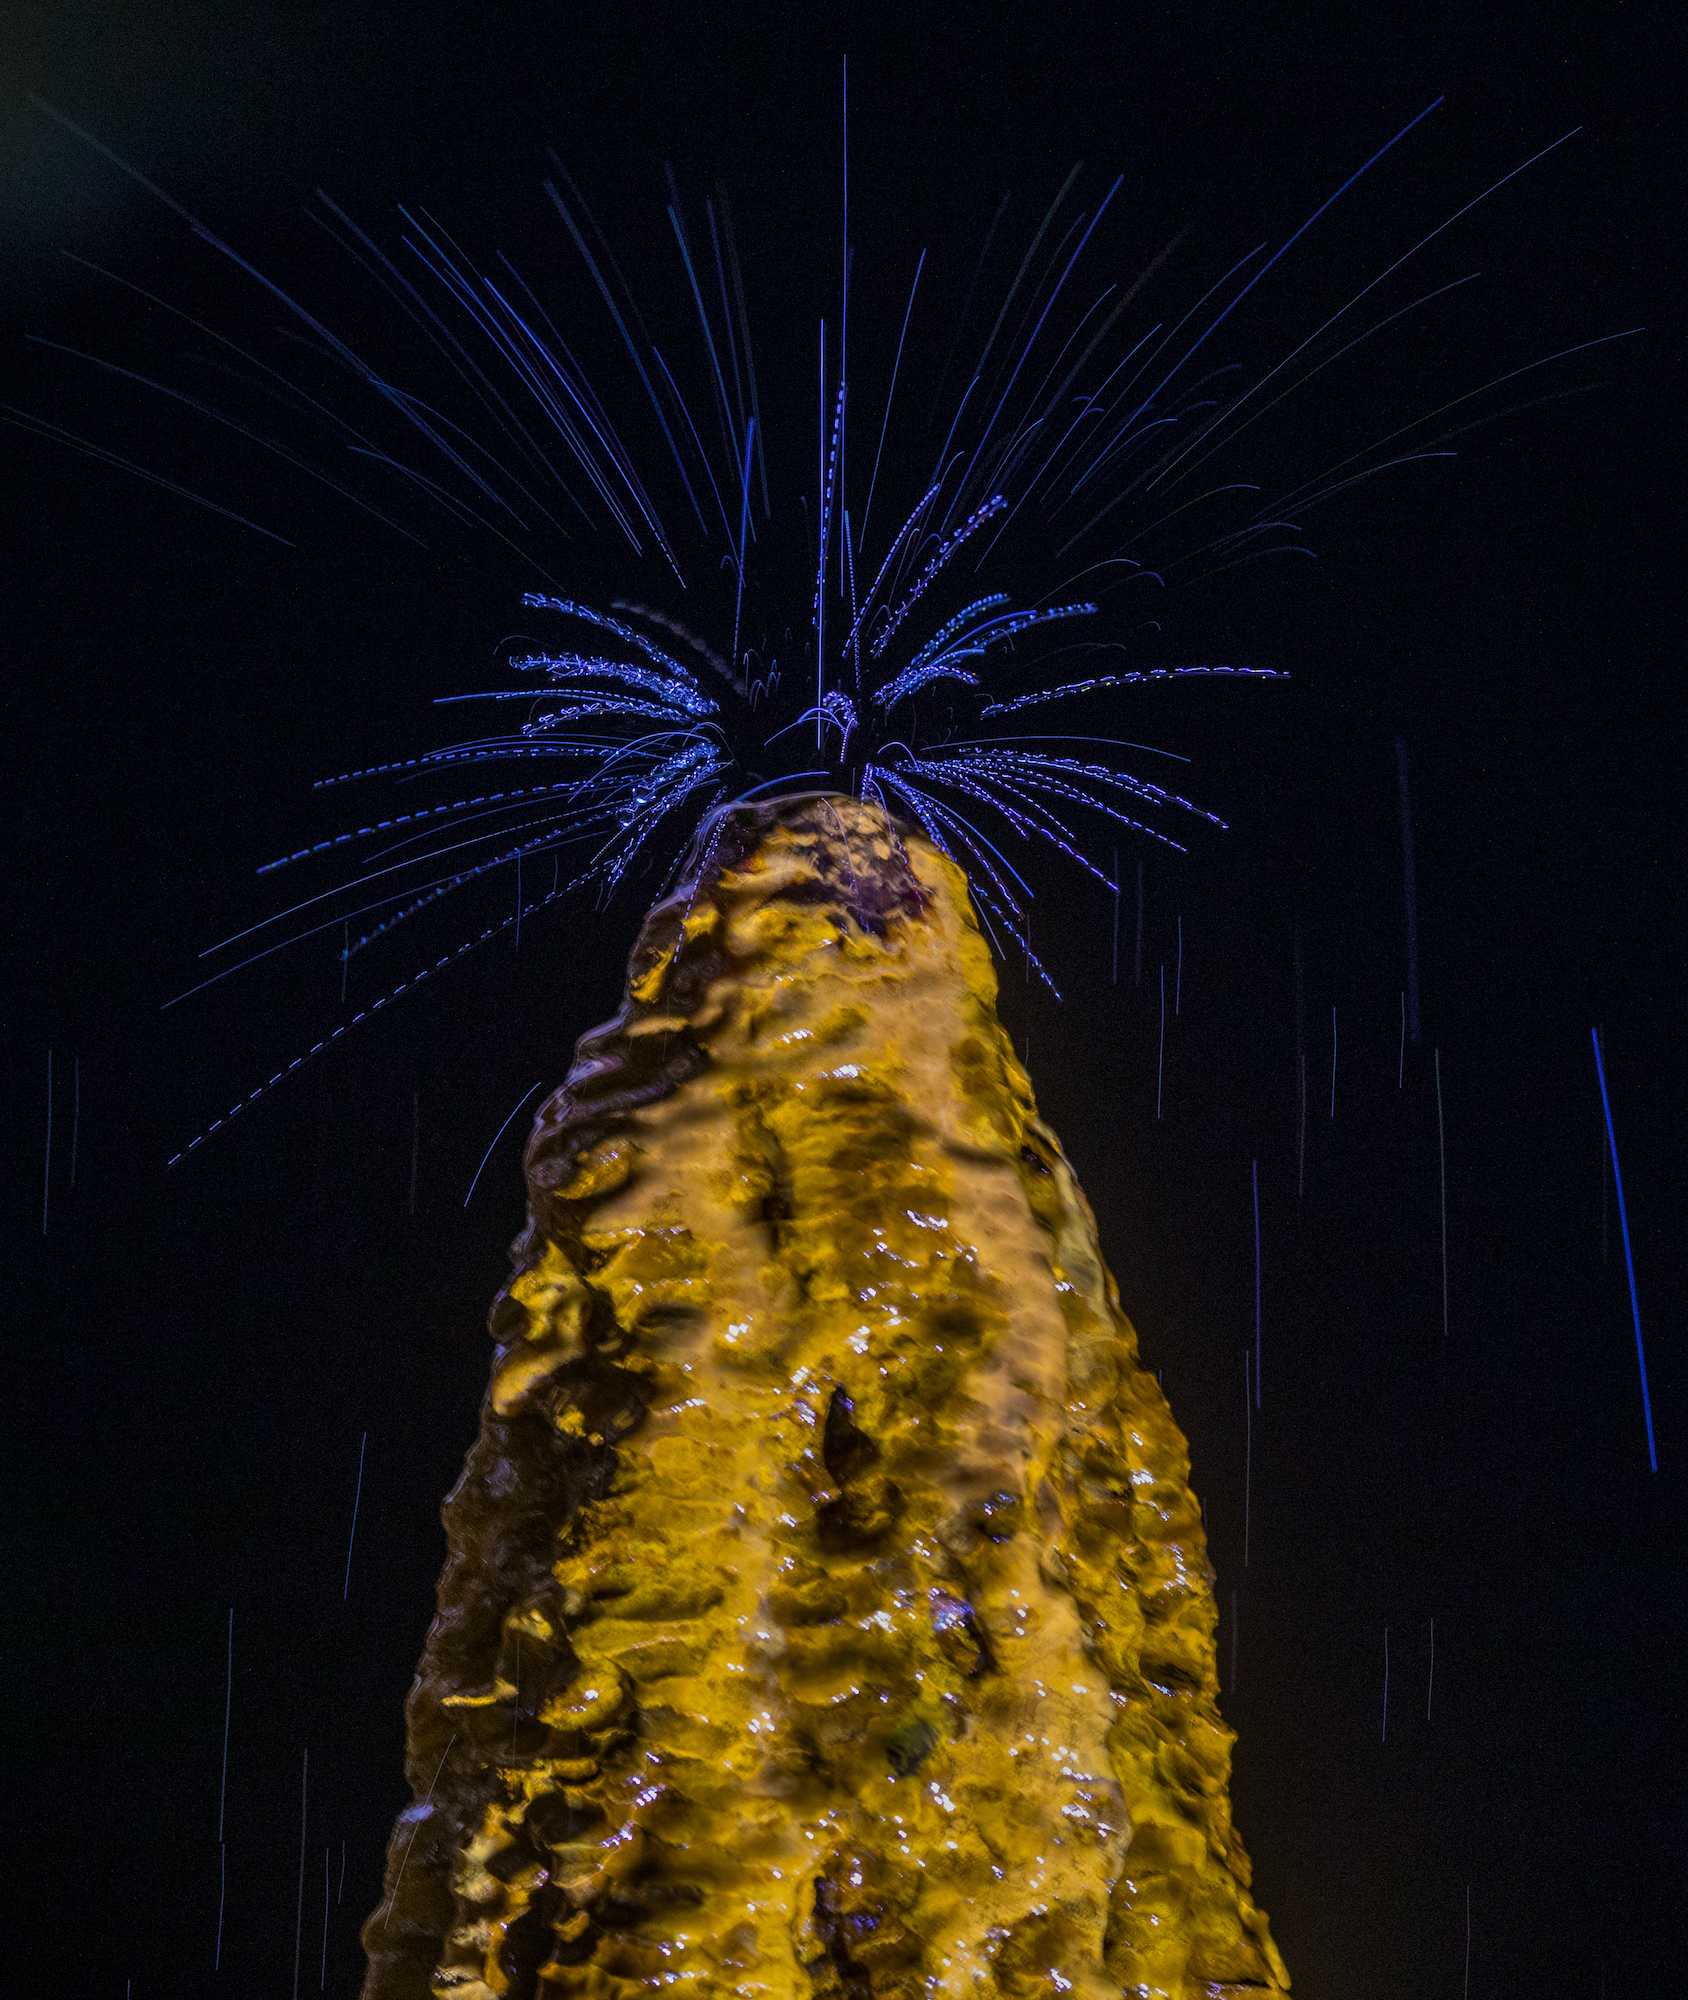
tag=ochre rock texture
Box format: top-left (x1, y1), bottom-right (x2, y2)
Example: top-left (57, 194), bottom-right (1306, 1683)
top-left (361, 793), bottom-right (1291, 1999)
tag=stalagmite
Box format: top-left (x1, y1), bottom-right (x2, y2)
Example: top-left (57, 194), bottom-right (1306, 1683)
top-left (361, 792), bottom-right (1290, 1998)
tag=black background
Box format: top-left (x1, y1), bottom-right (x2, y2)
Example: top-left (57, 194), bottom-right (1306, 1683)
top-left (4, 4), bottom-right (1683, 1996)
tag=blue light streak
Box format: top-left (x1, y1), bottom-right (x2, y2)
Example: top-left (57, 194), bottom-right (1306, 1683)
top-left (1591, 1027), bottom-right (1658, 1473)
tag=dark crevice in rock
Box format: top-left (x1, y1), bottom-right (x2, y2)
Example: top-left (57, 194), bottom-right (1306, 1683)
top-left (821, 1387), bottom-right (879, 1484)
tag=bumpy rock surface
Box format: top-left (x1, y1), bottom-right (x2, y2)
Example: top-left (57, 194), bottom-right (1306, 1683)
top-left (360, 793), bottom-right (1291, 1998)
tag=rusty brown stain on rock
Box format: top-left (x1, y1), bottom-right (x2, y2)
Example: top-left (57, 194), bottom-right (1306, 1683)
top-left (360, 793), bottom-right (1290, 1998)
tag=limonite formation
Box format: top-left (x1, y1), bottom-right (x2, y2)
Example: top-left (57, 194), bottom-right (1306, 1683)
top-left (359, 794), bottom-right (1290, 1997)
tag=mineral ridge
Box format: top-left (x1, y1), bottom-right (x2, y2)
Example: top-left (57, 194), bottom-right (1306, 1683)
top-left (361, 793), bottom-right (1290, 1998)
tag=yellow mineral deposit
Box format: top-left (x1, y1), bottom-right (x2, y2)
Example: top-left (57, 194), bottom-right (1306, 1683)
top-left (361, 793), bottom-right (1291, 1998)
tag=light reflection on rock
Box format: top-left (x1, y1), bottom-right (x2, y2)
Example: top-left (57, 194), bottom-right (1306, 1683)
top-left (360, 794), bottom-right (1289, 1999)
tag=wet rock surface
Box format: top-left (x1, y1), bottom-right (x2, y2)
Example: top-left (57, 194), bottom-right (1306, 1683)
top-left (360, 794), bottom-right (1290, 1998)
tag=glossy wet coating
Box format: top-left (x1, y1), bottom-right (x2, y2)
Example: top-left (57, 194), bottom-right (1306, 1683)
top-left (361, 795), bottom-right (1289, 1998)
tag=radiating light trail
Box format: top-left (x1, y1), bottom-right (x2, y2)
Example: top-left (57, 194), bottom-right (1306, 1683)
top-left (1591, 1026), bottom-right (1657, 1472)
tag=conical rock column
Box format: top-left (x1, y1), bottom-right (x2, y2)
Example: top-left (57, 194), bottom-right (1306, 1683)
top-left (361, 792), bottom-right (1290, 1999)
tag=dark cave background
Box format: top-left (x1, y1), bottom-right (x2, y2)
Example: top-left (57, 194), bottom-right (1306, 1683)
top-left (4, 3), bottom-right (1683, 1994)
